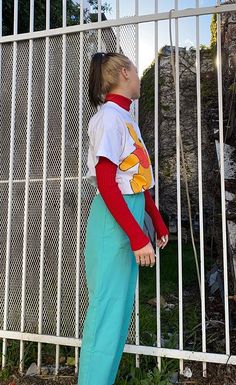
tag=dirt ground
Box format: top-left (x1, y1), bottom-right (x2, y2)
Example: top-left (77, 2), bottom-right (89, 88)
top-left (0, 374), bottom-right (77, 385)
top-left (179, 361), bottom-right (236, 384)
top-left (1, 362), bottom-right (236, 385)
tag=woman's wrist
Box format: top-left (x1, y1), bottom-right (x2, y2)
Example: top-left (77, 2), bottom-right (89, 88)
top-left (129, 232), bottom-right (150, 251)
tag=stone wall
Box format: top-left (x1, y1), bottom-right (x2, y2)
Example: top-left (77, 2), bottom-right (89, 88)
top-left (139, 3), bottom-right (236, 264)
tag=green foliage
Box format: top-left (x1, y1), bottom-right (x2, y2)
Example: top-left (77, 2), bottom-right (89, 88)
top-left (0, 340), bottom-right (20, 379)
top-left (210, 13), bottom-right (217, 50)
top-left (140, 62), bottom-right (155, 113)
top-left (139, 367), bottom-right (172, 385)
top-left (2, 0), bottom-right (112, 36)
top-left (0, 367), bottom-right (11, 380)
top-left (200, 69), bottom-right (218, 110)
top-left (229, 82), bottom-right (236, 93)
top-left (114, 353), bottom-right (177, 385)
top-left (200, 44), bottom-right (209, 50)
top-left (87, 0), bottom-right (112, 14)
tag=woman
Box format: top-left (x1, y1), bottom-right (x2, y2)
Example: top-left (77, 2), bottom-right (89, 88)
top-left (78, 52), bottom-right (169, 385)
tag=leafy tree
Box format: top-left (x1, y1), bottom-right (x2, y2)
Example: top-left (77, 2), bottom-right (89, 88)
top-left (2, 0), bottom-right (112, 36)
top-left (210, 13), bottom-right (217, 49)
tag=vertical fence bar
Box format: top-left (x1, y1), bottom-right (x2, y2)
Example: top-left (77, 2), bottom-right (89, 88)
top-left (37, 0), bottom-right (50, 373)
top-left (2, 0), bottom-right (18, 370)
top-left (19, 0), bottom-right (34, 374)
top-left (174, 0), bottom-right (184, 375)
top-left (116, 0), bottom-right (120, 52)
top-left (154, 0), bottom-right (162, 373)
top-left (216, 0), bottom-right (230, 358)
top-left (0, 8), bottom-right (1, 360)
top-left (0, 0), bottom-right (2, 369)
top-left (97, 0), bottom-right (101, 113)
top-left (134, 0), bottom-right (139, 126)
top-left (0, 0), bottom-right (1, 76)
top-left (196, 0), bottom-right (207, 378)
top-left (98, 0), bottom-right (101, 51)
top-left (134, 0), bottom-right (140, 370)
top-left (55, 0), bottom-right (67, 375)
top-left (0, 3), bottom-right (1, 369)
top-left (75, 0), bottom-right (84, 376)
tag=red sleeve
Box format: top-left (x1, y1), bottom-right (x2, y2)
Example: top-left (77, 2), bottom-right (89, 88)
top-left (144, 189), bottom-right (169, 239)
top-left (95, 156), bottom-right (150, 251)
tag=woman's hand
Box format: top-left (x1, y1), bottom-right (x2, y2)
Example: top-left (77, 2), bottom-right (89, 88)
top-left (133, 242), bottom-right (156, 267)
top-left (156, 234), bottom-right (169, 249)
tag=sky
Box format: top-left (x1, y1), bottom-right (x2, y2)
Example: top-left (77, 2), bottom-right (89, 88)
top-left (84, 0), bottom-right (218, 77)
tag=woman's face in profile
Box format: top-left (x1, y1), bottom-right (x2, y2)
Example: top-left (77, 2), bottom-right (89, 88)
top-left (128, 62), bottom-right (141, 100)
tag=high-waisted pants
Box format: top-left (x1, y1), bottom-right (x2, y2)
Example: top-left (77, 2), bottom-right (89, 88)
top-left (77, 191), bottom-right (145, 385)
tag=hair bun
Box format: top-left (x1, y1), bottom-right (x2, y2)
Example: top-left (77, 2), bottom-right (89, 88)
top-left (90, 52), bottom-right (107, 63)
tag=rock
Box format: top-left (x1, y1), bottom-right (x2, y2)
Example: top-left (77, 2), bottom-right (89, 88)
top-left (26, 362), bottom-right (38, 376)
top-left (183, 366), bottom-right (193, 378)
top-left (169, 371), bottom-right (179, 383)
top-left (147, 295), bottom-right (167, 307)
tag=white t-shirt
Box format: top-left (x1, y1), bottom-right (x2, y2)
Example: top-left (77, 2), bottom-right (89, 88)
top-left (84, 101), bottom-right (155, 195)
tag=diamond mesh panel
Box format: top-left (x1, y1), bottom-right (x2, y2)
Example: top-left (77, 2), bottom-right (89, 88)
top-left (0, 42), bottom-right (14, 330)
top-left (0, 24), bottom-right (137, 344)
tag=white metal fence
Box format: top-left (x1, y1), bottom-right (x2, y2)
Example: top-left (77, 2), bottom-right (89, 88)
top-left (0, 0), bottom-right (236, 379)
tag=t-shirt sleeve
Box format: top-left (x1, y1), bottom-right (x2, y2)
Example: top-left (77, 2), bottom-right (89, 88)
top-left (92, 114), bottom-right (122, 167)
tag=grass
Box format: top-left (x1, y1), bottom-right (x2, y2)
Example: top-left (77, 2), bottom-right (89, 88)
top-left (139, 239), bottom-right (204, 338)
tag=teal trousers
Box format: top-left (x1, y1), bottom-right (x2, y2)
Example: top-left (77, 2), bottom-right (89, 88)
top-left (78, 191), bottom-right (145, 385)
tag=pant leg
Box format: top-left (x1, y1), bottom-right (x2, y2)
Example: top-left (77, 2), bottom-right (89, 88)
top-left (78, 192), bottom-right (145, 385)
top-left (108, 193), bottom-right (145, 384)
top-left (108, 251), bottom-right (138, 385)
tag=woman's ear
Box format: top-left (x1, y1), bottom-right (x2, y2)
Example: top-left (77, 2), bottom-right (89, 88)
top-left (120, 66), bottom-right (129, 80)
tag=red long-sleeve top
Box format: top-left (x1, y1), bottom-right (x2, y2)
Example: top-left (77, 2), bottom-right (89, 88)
top-left (95, 93), bottom-right (169, 251)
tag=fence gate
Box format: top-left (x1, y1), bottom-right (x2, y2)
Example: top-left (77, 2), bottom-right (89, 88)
top-left (1, 0), bottom-right (236, 380)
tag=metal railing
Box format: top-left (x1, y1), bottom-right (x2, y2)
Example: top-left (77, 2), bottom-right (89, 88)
top-left (0, 0), bottom-right (236, 379)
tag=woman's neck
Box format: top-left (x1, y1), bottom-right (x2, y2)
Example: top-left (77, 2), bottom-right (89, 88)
top-left (105, 93), bottom-right (132, 111)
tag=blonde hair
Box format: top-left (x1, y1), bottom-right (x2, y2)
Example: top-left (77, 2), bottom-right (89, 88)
top-left (88, 52), bottom-right (132, 108)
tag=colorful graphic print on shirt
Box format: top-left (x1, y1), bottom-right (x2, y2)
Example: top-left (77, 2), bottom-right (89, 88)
top-left (119, 122), bottom-right (153, 193)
